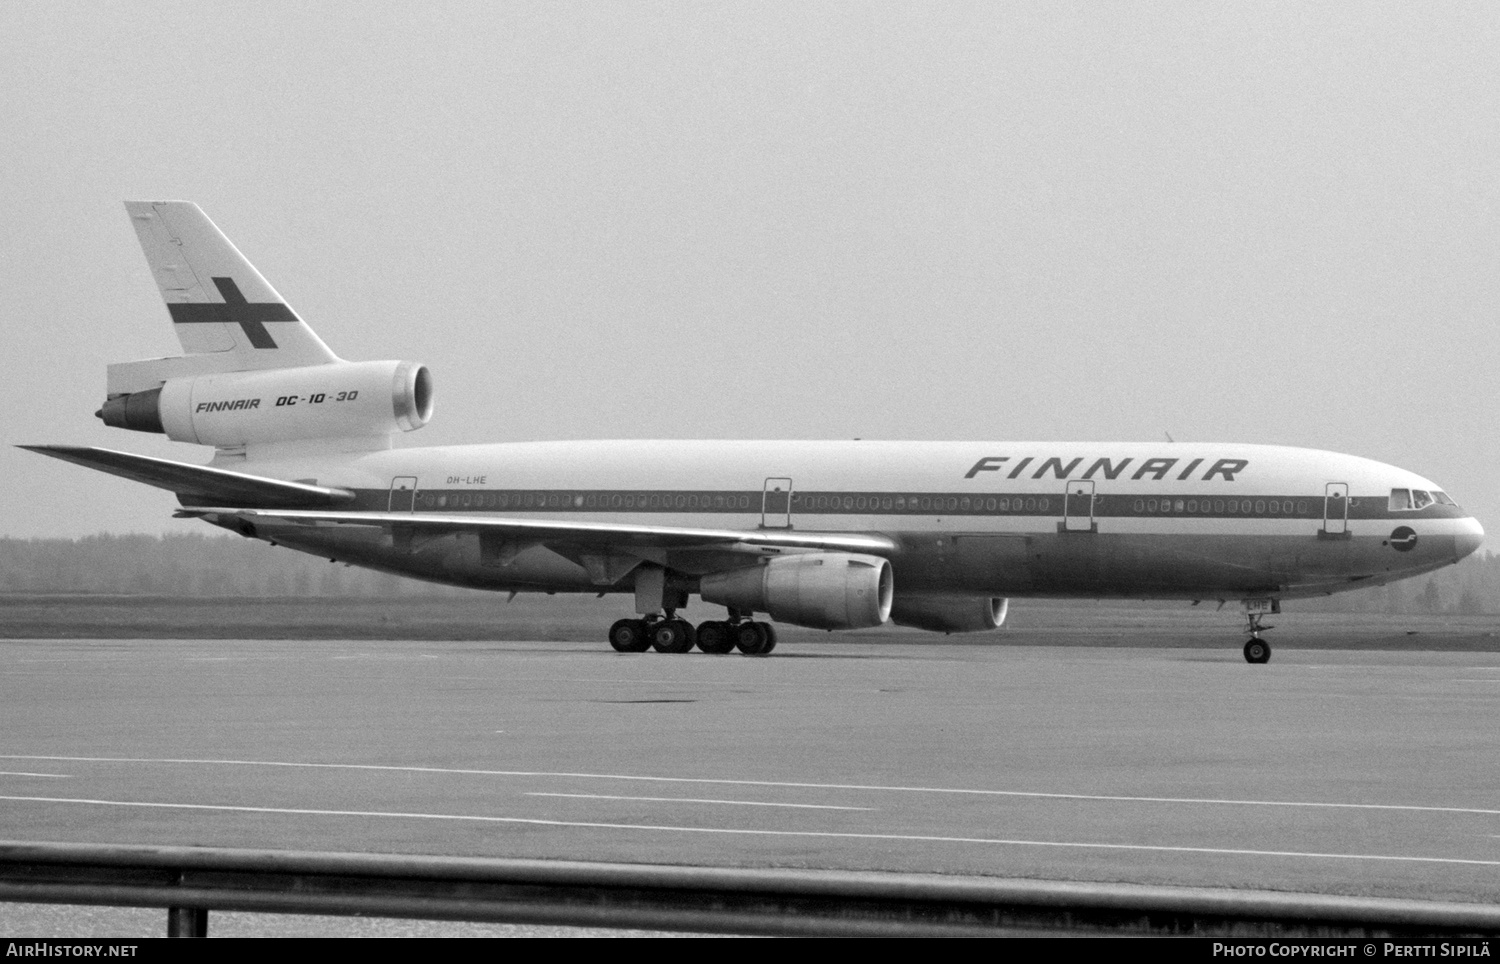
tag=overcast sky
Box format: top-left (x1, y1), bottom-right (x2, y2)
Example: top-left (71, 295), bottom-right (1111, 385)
top-left (2, 1), bottom-right (1496, 545)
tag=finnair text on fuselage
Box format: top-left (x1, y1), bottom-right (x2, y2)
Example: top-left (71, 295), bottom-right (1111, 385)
top-left (965, 456), bottom-right (1247, 482)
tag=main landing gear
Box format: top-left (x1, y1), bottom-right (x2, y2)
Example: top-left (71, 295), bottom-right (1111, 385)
top-left (608, 614), bottom-right (776, 656)
top-left (1243, 611), bottom-right (1272, 665)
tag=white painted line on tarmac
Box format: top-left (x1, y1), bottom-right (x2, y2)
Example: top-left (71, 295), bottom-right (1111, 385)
top-left (527, 792), bottom-right (874, 811)
top-left (0, 794), bottom-right (1495, 868)
top-left (5, 754), bottom-right (1497, 818)
top-left (0, 772), bottom-right (70, 779)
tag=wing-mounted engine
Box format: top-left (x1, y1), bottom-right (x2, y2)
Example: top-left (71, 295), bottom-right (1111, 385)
top-left (98, 359), bottom-right (433, 447)
top-left (889, 595), bottom-right (1008, 633)
top-left (700, 552), bottom-right (893, 630)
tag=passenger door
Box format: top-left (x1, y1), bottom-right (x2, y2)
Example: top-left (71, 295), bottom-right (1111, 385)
top-left (1323, 482), bottom-right (1349, 536)
top-left (389, 477), bottom-right (418, 512)
top-left (762, 478), bottom-right (793, 529)
top-left (1063, 480), bottom-right (1096, 532)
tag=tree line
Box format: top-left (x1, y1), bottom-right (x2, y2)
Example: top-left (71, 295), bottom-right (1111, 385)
top-left (1, 533), bottom-right (1497, 613)
top-left (0, 533), bottom-right (476, 598)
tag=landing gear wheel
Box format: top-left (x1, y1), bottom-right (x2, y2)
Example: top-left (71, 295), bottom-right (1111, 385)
top-left (696, 621), bottom-right (735, 654)
top-left (733, 621), bottom-right (767, 655)
top-left (734, 621), bottom-right (776, 656)
top-left (608, 618), bottom-right (650, 653)
top-left (650, 618), bottom-right (696, 654)
top-left (1243, 639), bottom-right (1271, 664)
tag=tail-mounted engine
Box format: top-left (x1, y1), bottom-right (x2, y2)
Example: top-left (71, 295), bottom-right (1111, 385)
top-left (701, 552), bottom-right (894, 630)
top-left (98, 360), bottom-right (432, 447)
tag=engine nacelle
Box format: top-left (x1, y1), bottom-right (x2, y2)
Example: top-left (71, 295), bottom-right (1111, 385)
top-left (700, 552), bottom-right (893, 630)
top-left (99, 360), bottom-right (433, 447)
top-left (889, 595), bottom-right (1008, 634)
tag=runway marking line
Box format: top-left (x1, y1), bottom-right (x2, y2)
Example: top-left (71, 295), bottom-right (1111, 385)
top-left (0, 794), bottom-right (1496, 869)
top-left (527, 792), bottom-right (874, 811)
top-left (3, 755), bottom-right (1497, 818)
top-left (0, 772), bottom-right (69, 779)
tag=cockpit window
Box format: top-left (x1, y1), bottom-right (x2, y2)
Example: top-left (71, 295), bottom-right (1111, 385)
top-left (1391, 488), bottom-right (1439, 511)
top-left (1435, 491), bottom-right (1458, 506)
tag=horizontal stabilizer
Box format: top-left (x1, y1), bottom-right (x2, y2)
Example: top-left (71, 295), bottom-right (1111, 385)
top-left (173, 507), bottom-right (899, 555)
top-left (19, 446), bottom-right (355, 509)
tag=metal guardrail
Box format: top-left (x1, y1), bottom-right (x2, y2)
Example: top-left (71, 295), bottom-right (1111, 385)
top-left (1, 841), bottom-right (1498, 938)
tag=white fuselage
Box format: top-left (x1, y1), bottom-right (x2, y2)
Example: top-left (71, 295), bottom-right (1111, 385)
top-left (219, 439), bottom-right (1483, 603)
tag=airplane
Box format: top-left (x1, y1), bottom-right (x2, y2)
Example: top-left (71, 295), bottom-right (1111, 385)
top-left (22, 202), bottom-right (1486, 664)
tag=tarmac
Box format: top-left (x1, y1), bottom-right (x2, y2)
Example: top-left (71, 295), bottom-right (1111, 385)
top-left (1, 635), bottom-right (1498, 935)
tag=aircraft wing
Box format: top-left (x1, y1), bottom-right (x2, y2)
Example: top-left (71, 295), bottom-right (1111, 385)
top-left (19, 445), bottom-right (356, 508)
top-left (174, 506), bottom-right (899, 555)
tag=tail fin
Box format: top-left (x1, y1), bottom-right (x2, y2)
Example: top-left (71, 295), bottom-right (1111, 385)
top-left (124, 201), bottom-right (339, 367)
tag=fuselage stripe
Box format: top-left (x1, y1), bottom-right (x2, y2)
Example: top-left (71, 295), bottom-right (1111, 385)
top-left (357, 488), bottom-right (1463, 522)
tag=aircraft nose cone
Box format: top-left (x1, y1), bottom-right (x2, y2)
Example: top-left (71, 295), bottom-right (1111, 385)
top-left (1455, 518), bottom-right (1485, 560)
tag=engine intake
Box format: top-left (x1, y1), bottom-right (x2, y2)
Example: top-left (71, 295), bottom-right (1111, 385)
top-left (889, 595), bottom-right (1008, 634)
top-left (700, 552), bottom-right (893, 630)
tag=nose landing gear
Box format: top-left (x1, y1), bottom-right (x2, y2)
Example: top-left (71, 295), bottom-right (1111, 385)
top-left (1243, 609), bottom-right (1273, 664)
